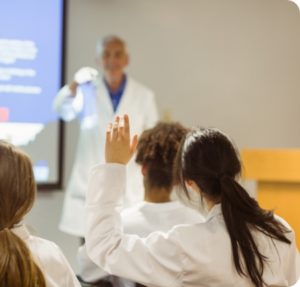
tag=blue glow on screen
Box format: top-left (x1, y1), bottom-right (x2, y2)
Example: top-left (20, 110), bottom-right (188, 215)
top-left (0, 0), bottom-right (64, 184)
top-left (0, 0), bottom-right (63, 123)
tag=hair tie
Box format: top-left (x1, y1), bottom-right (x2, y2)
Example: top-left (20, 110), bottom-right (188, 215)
top-left (218, 174), bottom-right (234, 185)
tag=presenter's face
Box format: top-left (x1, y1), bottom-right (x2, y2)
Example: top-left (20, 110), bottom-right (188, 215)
top-left (99, 40), bottom-right (129, 81)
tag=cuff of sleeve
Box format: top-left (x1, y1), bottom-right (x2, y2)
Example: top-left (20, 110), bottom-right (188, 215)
top-left (86, 163), bottom-right (126, 206)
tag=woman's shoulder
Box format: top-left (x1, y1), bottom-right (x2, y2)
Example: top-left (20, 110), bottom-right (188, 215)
top-left (12, 224), bottom-right (63, 257)
top-left (27, 234), bottom-right (68, 264)
top-left (27, 234), bottom-right (80, 286)
top-left (274, 214), bottom-right (293, 230)
top-left (11, 225), bottom-right (79, 286)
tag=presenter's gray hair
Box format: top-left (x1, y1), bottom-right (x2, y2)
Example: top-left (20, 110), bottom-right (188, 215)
top-left (96, 35), bottom-right (128, 56)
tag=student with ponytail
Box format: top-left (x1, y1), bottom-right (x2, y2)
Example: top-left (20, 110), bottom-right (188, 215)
top-left (0, 140), bottom-right (80, 287)
top-left (85, 115), bottom-right (299, 287)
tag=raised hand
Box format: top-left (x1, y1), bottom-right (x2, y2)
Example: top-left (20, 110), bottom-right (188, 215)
top-left (105, 114), bottom-right (138, 164)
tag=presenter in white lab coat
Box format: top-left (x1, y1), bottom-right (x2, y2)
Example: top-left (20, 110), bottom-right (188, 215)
top-left (0, 141), bottom-right (80, 287)
top-left (54, 35), bottom-right (158, 237)
top-left (77, 122), bottom-right (204, 286)
top-left (85, 115), bottom-right (299, 287)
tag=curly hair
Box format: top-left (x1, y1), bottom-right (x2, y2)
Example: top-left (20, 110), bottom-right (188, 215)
top-left (135, 122), bottom-right (188, 190)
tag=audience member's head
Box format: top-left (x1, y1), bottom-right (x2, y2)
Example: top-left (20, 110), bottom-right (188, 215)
top-left (136, 122), bottom-right (187, 199)
top-left (174, 128), bottom-right (291, 287)
top-left (0, 140), bottom-right (46, 287)
top-left (96, 35), bottom-right (129, 84)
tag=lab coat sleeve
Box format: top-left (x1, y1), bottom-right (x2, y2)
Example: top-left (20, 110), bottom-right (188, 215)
top-left (285, 230), bottom-right (300, 285)
top-left (85, 164), bottom-right (183, 287)
top-left (77, 244), bottom-right (109, 282)
top-left (53, 84), bottom-right (84, 121)
top-left (275, 216), bottom-right (300, 285)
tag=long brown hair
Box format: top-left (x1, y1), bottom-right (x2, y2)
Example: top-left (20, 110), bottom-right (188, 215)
top-left (0, 141), bottom-right (46, 286)
top-left (174, 128), bottom-right (291, 287)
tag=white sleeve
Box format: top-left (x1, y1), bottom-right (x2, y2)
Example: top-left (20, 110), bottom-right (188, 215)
top-left (285, 232), bottom-right (300, 285)
top-left (275, 216), bottom-right (300, 285)
top-left (85, 164), bottom-right (183, 287)
top-left (77, 244), bottom-right (109, 282)
top-left (53, 85), bottom-right (84, 121)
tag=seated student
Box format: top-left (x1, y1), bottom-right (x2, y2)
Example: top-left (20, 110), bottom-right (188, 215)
top-left (0, 140), bottom-right (81, 287)
top-left (77, 122), bottom-right (204, 286)
top-left (85, 115), bottom-right (299, 287)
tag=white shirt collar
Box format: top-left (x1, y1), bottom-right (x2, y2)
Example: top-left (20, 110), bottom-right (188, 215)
top-left (139, 200), bottom-right (183, 211)
top-left (11, 224), bottom-right (30, 240)
top-left (205, 203), bottom-right (222, 221)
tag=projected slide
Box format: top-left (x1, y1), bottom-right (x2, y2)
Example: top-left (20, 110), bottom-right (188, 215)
top-left (0, 0), bottom-right (65, 186)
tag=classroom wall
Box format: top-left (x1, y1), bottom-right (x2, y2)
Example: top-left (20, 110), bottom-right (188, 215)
top-left (25, 0), bottom-right (300, 271)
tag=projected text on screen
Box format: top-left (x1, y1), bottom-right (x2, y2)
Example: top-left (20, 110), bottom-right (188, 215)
top-left (0, 0), bottom-right (65, 186)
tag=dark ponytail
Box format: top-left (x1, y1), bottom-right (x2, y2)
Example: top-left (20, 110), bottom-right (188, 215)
top-left (175, 128), bottom-right (291, 287)
top-left (220, 176), bottom-right (290, 287)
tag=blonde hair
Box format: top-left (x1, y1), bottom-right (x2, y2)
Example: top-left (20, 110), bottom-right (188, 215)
top-left (0, 141), bottom-right (46, 286)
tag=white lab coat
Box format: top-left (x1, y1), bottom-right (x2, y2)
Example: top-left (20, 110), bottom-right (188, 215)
top-left (78, 200), bottom-right (204, 285)
top-left (121, 200), bottom-right (205, 237)
top-left (54, 76), bottom-right (158, 236)
top-left (12, 224), bottom-right (81, 287)
top-left (85, 164), bottom-right (299, 287)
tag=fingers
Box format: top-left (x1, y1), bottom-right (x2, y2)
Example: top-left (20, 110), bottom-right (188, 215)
top-left (124, 114), bottom-right (130, 139)
top-left (112, 116), bottom-right (120, 140)
top-left (105, 114), bottom-right (136, 164)
top-left (106, 115), bottom-right (130, 141)
top-left (118, 116), bottom-right (125, 137)
top-left (106, 123), bottom-right (112, 144)
top-left (130, 134), bottom-right (139, 155)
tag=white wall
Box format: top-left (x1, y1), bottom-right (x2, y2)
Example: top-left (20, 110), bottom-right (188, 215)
top-left (26, 0), bottom-right (300, 271)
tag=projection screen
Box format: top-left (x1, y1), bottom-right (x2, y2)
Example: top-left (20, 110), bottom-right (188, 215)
top-left (0, 0), bottom-right (66, 189)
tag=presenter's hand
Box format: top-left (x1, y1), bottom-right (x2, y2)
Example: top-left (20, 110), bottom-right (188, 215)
top-left (105, 115), bottom-right (138, 165)
top-left (69, 67), bottom-right (98, 97)
top-left (74, 67), bottom-right (98, 85)
top-left (69, 81), bottom-right (78, 96)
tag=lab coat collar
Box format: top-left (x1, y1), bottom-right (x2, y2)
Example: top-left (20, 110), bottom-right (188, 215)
top-left (11, 224), bottom-right (30, 240)
top-left (139, 200), bottom-right (183, 211)
top-left (205, 203), bottom-right (222, 221)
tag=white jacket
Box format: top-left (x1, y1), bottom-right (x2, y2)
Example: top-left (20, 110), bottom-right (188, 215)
top-left (12, 224), bottom-right (80, 287)
top-left (85, 164), bottom-right (299, 287)
top-left (78, 200), bottom-right (204, 285)
top-left (54, 76), bottom-right (158, 236)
